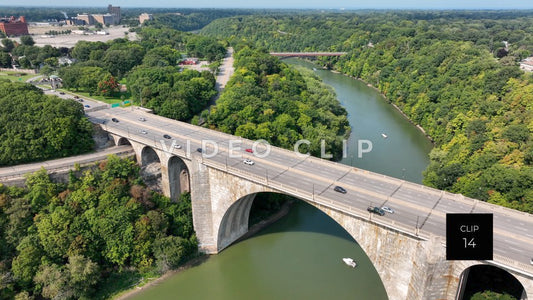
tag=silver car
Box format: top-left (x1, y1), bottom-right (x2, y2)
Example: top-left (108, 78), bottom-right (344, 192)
top-left (381, 206), bottom-right (394, 214)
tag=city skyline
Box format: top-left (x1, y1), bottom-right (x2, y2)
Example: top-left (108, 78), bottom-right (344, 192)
top-left (5, 0), bottom-right (533, 9)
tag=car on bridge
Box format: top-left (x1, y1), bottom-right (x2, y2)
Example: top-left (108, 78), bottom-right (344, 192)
top-left (367, 206), bottom-right (385, 216)
top-left (163, 134), bottom-right (171, 139)
top-left (334, 186), bottom-right (347, 194)
top-left (174, 144), bottom-right (182, 149)
top-left (245, 148), bottom-right (253, 153)
top-left (112, 118), bottom-right (119, 123)
top-left (381, 206), bottom-right (394, 214)
top-left (196, 148), bottom-right (203, 153)
top-left (243, 159), bottom-right (254, 165)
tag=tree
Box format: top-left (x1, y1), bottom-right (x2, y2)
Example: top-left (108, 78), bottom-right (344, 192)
top-left (153, 236), bottom-right (195, 273)
top-left (19, 36), bottom-right (34, 46)
top-left (1, 38), bottom-right (14, 52)
top-left (96, 75), bottom-right (119, 97)
top-left (11, 235), bottom-right (43, 288)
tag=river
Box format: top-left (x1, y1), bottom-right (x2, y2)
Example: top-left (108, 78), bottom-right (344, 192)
top-left (129, 59), bottom-right (433, 300)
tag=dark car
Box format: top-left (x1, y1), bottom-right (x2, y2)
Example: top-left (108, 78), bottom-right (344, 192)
top-left (84, 104), bottom-right (90, 108)
top-left (59, 92), bottom-right (65, 95)
top-left (334, 186), bottom-right (347, 194)
top-left (111, 118), bottom-right (119, 123)
top-left (196, 148), bottom-right (203, 153)
top-left (367, 206), bottom-right (385, 216)
top-left (163, 134), bottom-right (171, 139)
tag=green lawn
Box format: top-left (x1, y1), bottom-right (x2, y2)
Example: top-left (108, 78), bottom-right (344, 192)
top-left (61, 91), bottom-right (132, 105)
top-left (0, 71), bottom-right (38, 82)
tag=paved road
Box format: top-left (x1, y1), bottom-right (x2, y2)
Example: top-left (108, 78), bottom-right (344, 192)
top-left (86, 106), bottom-right (533, 274)
top-left (0, 145), bottom-right (134, 180)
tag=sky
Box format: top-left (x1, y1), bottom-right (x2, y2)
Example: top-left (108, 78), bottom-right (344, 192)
top-left (6, 0), bottom-right (533, 9)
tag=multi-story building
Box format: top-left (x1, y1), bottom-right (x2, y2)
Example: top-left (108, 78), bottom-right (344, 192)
top-left (93, 14), bottom-right (115, 26)
top-left (108, 4), bottom-right (121, 24)
top-left (139, 13), bottom-right (153, 24)
top-left (0, 16), bottom-right (29, 36)
top-left (76, 14), bottom-right (94, 25)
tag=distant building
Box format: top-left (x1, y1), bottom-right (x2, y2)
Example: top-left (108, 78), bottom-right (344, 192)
top-left (77, 14), bottom-right (94, 25)
top-left (93, 14), bottom-right (116, 26)
top-left (65, 18), bottom-right (86, 26)
top-left (0, 16), bottom-right (29, 36)
top-left (139, 13), bottom-right (153, 24)
top-left (108, 4), bottom-right (121, 24)
top-left (520, 57), bottom-right (533, 72)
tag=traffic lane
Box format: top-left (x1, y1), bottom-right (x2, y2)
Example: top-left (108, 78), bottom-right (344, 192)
top-left (294, 160), bottom-right (355, 185)
top-left (338, 171), bottom-right (401, 196)
top-left (391, 186), bottom-right (441, 210)
top-left (434, 196), bottom-right (474, 214)
top-left (473, 206), bottom-right (533, 240)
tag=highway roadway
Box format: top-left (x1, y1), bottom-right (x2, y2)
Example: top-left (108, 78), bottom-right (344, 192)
top-left (0, 145), bottom-right (134, 179)
top-left (79, 104), bottom-right (533, 272)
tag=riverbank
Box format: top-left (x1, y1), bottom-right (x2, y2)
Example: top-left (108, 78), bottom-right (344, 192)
top-left (114, 255), bottom-right (209, 300)
top-left (115, 199), bottom-right (293, 300)
top-left (318, 63), bottom-right (435, 144)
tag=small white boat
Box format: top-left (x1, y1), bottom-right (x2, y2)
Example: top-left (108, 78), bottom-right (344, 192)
top-left (381, 133), bottom-right (388, 138)
top-left (342, 258), bottom-right (357, 268)
top-left (313, 68), bottom-right (317, 71)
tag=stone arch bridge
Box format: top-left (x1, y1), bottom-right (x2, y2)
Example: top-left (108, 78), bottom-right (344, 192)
top-left (93, 108), bottom-right (533, 300)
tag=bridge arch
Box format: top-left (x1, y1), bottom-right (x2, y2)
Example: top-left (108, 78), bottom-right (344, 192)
top-left (216, 191), bottom-right (394, 295)
top-left (140, 146), bottom-right (160, 166)
top-left (167, 155), bottom-right (190, 201)
top-left (457, 264), bottom-right (527, 299)
top-left (116, 137), bottom-right (131, 146)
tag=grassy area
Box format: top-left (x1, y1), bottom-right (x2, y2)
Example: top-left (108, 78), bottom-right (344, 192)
top-left (0, 71), bottom-right (37, 82)
top-left (60, 90), bottom-right (131, 105)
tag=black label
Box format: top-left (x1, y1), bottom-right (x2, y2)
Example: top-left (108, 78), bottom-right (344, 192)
top-left (446, 213), bottom-right (493, 260)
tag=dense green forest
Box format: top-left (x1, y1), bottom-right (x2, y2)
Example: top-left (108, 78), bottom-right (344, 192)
top-left (0, 81), bottom-right (93, 166)
top-left (201, 11), bottom-right (533, 213)
top-left (203, 45), bottom-right (350, 159)
top-left (0, 155), bottom-right (197, 299)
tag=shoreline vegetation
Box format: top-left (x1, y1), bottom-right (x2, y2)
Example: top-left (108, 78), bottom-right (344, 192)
top-left (329, 67), bottom-right (435, 144)
top-left (115, 200), bottom-right (294, 300)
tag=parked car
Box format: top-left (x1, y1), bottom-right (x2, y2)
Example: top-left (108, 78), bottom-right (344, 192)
top-left (111, 118), bottom-right (119, 123)
top-left (59, 92), bottom-right (65, 95)
top-left (334, 186), bottom-right (347, 194)
top-left (243, 159), bottom-right (255, 165)
top-left (367, 206), bottom-right (385, 216)
top-left (196, 148), bottom-right (203, 153)
top-left (245, 148), bottom-right (253, 153)
top-left (381, 206), bottom-right (394, 214)
top-left (163, 134), bottom-right (171, 139)
top-left (73, 95), bottom-right (79, 99)
top-left (174, 144), bottom-right (182, 149)
top-left (78, 99), bottom-right (84, 102)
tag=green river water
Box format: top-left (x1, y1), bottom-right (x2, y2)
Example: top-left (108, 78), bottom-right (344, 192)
top-left (129, 59), bottom-right (433, 300)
